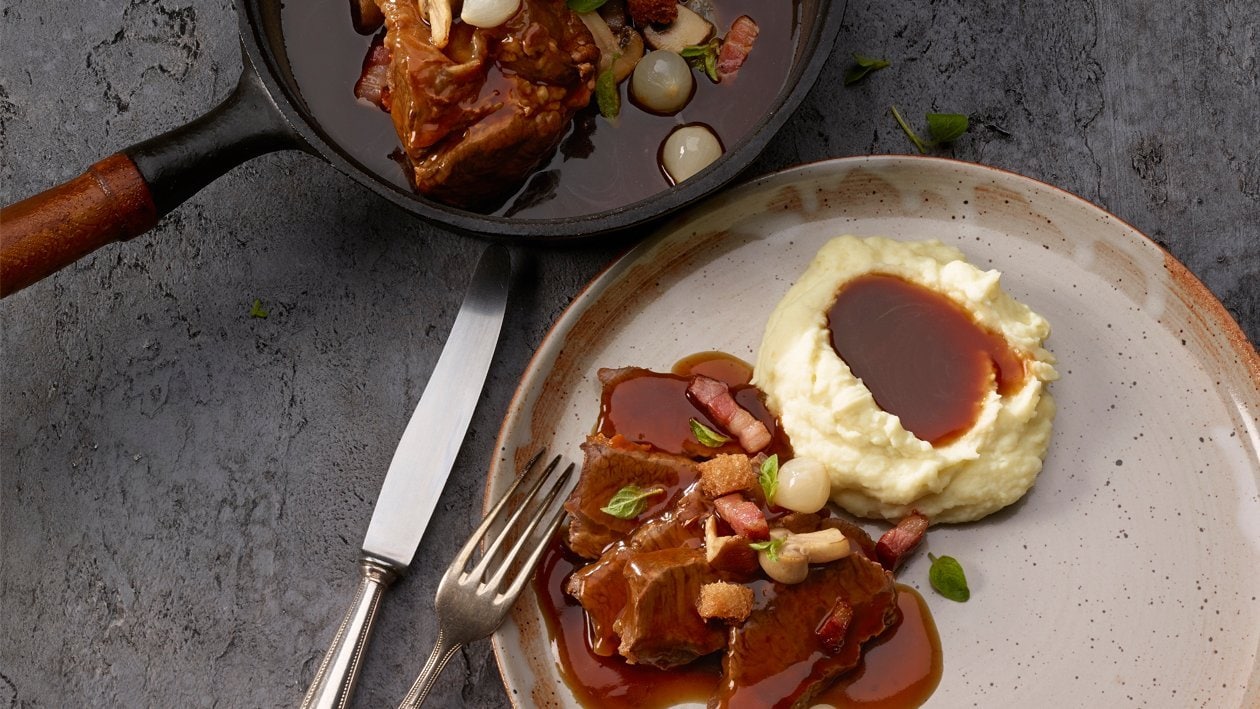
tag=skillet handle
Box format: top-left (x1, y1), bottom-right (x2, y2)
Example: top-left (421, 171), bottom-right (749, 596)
top-left (0, 154), bottom-right (158, 296)
top-left (0, 60), bottom-right (299, 297)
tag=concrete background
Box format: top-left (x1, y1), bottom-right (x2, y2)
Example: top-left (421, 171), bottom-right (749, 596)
top-left (1, 0), bottom-right (1256, 706)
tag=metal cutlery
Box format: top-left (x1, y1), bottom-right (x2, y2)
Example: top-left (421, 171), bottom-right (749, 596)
top-left (398, 451), bottom-right (574, 708)
top-left (301, 244), bottom-right (511, 709)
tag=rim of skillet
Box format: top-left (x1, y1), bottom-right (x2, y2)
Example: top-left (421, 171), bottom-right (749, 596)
top-left (234, 0), bottom-right (847, 241)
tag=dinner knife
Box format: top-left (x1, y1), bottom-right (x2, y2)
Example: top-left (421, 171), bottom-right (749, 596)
top-left (300, 244), bottom-right (511, 709)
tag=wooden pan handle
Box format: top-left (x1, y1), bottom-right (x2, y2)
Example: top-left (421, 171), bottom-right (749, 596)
top-left (1, 154), bottom-right (157, 297)
top-left (0, 62), bottom-right (301, 298)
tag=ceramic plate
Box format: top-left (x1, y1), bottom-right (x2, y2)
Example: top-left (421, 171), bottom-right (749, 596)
top-left (485, 156), bottom-right (1260, 707)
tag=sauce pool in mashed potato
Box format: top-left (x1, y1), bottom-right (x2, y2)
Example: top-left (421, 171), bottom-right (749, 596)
top-left (753, 236), bottom-right (1058, 524)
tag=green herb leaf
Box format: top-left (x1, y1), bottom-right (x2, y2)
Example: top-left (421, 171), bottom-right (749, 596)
top-left (680, 38), bottom-right (721, 82)
top-left (926, 113), bottom-right (970, 144)
top-left (854, 53), bottom-right (891, 69)
top-left (890, 105), bottom-right (930, 154)
top-left (595, 66), bottom-right (620, 119)
top-left (690, 418), bottom-right (730, 448)
top-left (601, 484), bottom-right (666, 519)
top-left (749, 537), bottom-right (785, 562)
top-left (566, 0), bottom-right (607, 12)
top-left (928, 553), bottom-right (971, 602)
top-left (249, 299), bottom-right (269, 319)
top-left (844, 53), bottom-right (891, 85)
top-left (891, 107), bottom-right (970, 153)
top-left (759, 454), bottom-right (779, 503)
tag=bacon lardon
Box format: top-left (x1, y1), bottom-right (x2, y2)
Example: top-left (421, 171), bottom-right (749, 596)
top-left (717, 15), bottom-right (758, 82)
top-left (353, 33), bottom-right (392, 110)
top-left (713, 493), bottom-right (770, 541)
top-left (686, 375), bottom-right (771, 453)
top-left (874, 511), bottom-right (930, 572)
top-left (816, 598), bottom-right (854, 653)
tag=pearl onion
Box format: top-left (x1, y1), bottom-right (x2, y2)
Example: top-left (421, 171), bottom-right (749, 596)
top-left (774, 457), bottom-right (831, 513)
top-left (631, 50), bottom-right (694, 114)
top-left (461, 0), bottom-right (520, 28)
top-left (660, 125), bottom-right (722, 184)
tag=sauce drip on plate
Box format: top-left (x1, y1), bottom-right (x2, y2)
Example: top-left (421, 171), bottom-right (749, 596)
top-left (672, 350), bottom-right (755, 385)
top-left (533, 537), bottom-right (942, 708)
top-left (827, 274), bottom-right (1027, 446)
top-left (533, 537), bottom-right (719, 709)
top-left (823, 584), bottom-right (942, 708)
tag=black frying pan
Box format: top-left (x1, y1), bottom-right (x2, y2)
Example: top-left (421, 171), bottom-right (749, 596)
top-left (0, 0), bottom-right (842, 296)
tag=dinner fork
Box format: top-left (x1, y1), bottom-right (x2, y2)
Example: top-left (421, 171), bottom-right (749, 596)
top-left (396, 451), bottom-right (574, 708)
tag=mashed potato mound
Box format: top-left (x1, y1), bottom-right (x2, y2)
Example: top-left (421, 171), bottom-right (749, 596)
top-left (752, 236), bottom-right (1058, 524)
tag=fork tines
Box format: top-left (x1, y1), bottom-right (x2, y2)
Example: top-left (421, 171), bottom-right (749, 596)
top-left (448, 450), bottom-right (574, 605)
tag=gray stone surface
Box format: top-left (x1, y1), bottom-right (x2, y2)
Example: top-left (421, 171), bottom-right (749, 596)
top-left (0, 0), bottom-right (1256, 706)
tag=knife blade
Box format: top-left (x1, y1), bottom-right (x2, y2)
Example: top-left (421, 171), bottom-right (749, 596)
top-left (301, 244), bottom-right (510, 709)
top-left (363, 244), bottom-right (510, 568)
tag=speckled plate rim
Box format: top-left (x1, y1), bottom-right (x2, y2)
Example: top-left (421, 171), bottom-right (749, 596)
top-left (483, 155), bottom-right (1260, 707)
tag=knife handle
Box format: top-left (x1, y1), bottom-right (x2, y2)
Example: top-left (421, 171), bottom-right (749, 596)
top-left (300, 558), bottom-right (398, 709)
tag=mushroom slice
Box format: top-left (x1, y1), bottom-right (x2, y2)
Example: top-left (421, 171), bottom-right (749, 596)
top-left (423, 0), bottom-right (453, 48)
top-left (579, 12), bottom-right (646, 83)
top-left (705, 516), bottom-right (758, 576)
top-left (704, 514), bottom-right (721, 560)
top-left (757, 540), bottom-right (808, 584)
top-left (644, 5), bottom-right (713, 53)
top-left (791, 528), bottom-right (852, 564)
top-left (611, 28), bottom-right (646, 82)
top-left (756, 527), bottom-right (853, 585)
top-left (578, 10), bottom-right (618, 65)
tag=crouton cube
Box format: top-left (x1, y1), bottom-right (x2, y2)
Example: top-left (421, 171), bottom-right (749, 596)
top-left (698, 454), bottom-right (757, 498)
top-left (697, 581), bottom-right (754, 623)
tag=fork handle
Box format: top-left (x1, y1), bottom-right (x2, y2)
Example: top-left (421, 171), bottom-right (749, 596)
top-left (301, 557), bottom-right (399, 709)
top-left (397, 629), bottom-right (463, 708)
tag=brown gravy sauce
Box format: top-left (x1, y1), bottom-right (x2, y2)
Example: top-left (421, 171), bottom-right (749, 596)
top-left (595, 354), bottom-right (790, 459)
top-left (541, 351), bottom-right (942, 707)
top-left (279, 0), bottom-right (801, 219)
top-left (534, 538), bottom-right (719, 709)
top-left (826, 584), bottom-right (942, 708)
top-left (534, 537), bottom-right (942, 708)
top-left (827, 274), bottom-right (1027, 446)
top-left (672, 350), bottom-right (755, 386)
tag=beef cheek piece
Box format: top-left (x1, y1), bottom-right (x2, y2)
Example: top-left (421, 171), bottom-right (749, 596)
top-left (566, 456), bottom-right (710, 657)
top-left (373, 0), bottom-right (597, 207)
top-left (713, 554), bottom-right (899, 709)
top-left (616, 547), bottom-right (727, 667)
top-left (564, 435), bottom-right (700, 559)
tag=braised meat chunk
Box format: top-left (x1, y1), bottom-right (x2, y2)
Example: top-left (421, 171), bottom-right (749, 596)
top-left (626, 0), bottom-right (678, 25)
top-left (616, 547), bottom-right (726, 667)
top-left (713, 554), bottom-right (899, 709)
top-left (373, 0), bottom-right (597, 207)
top-left (567, 485), bottom-right (709, 655)
top-left (564, 435), bottom-right (700, 558)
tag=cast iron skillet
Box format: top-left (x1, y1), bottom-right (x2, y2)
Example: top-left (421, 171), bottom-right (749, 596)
top-left (0, 0), bottom-right (842, 296)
